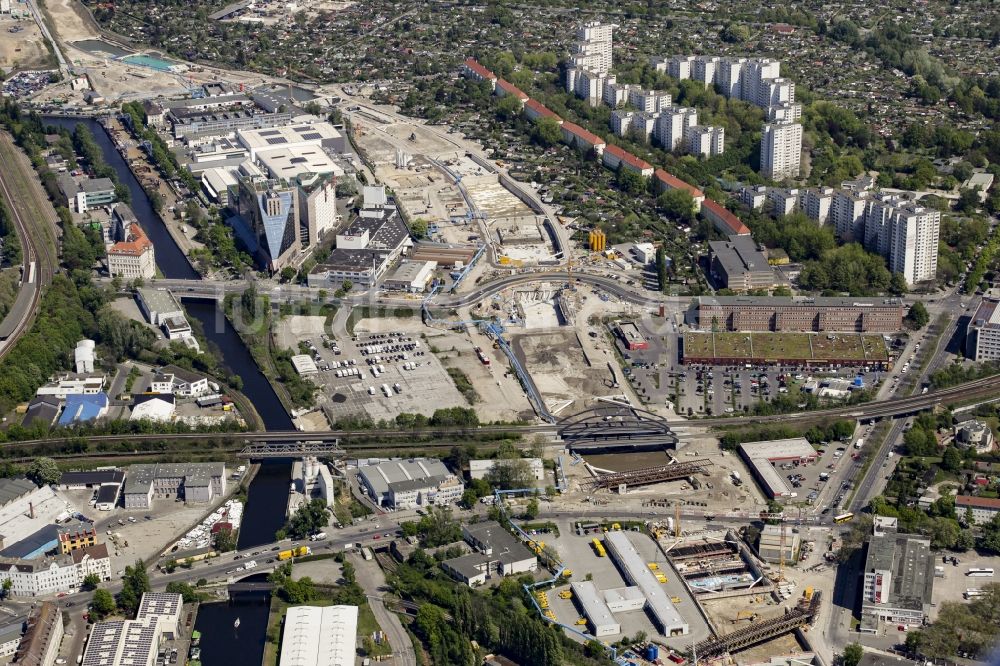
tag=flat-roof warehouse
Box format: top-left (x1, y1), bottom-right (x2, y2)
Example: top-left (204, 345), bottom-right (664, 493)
top-left (570, 581), bottom-right (620, 636)
top-left (604, 531), bottom-right (688, 636)
top-left (738, 438), bottom-right (818, 499)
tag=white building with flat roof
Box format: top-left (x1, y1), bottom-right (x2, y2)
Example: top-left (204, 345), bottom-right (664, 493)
top-left (279, 605), bottom-right (358, 666)
top-left (604, 531), bottom-right (688, 635)
top-left (468, 458), bottom-right (545, 481)
top-left (571, 581), bottom-right (620, 636)
top-left (738, 438), bottom-right (818, 499)
top-left (357, 458), bottom-right (463, 509)
top-left (238, 122), bottom-right (344, 161)
top-left (761, 120), bottom-right (802, 180)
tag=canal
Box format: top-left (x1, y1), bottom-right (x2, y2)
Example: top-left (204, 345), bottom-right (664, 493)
top-left (44, 117), bottom-right (290, 665)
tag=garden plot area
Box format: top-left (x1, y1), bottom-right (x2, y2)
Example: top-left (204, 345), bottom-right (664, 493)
top-left (682, 332), bottom-right (890, 366)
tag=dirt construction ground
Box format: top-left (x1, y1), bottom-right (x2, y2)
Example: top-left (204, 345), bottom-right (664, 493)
top-left (0, 14), bottom-right (50, 72)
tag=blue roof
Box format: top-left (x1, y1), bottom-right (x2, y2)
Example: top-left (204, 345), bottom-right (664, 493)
top-left (58, 393), bottom-right (109, 426)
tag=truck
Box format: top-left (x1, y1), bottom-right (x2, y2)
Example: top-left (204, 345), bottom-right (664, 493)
top-left (278, 546), bottom-right (311, 561)
top-left (309, 532), bottom-right (327, 541)
top-left (277, 549), bottom-right (295, 561)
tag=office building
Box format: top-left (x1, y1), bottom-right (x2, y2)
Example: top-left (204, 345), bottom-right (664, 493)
top-left (149, 365), bottom-right (210, 397)
top-left (955, 495), bottom-right (1000, 525)
top-left (654, 107), bottom-right (698, 151)
top-left (860, 517), bottom-right (934, 632)
top-left (135, 288), bottom-right (184, 327)
top-left (82, 592), bottom-right (183, 666)
top-left (757, 524), bottom-right (800, 564)
top-left (296, 173), bottom-right (337, 247)
top-left (231, 174), bottom-right (301, 272)
top-left (12, 602), bottom-right (62, 666)
top-left (357, 458), bottom-right (463, 509)
top-left (169, 108), bottom-right (294, 142)
top-left (107, 222), bottom-right (156, 280)
top-left (800, 187), bottom-right (834, 224)
top-left (685, 125), bottom-right (724, 157)
top-left (695, 296), bottom-right (904, 333)
top-left (966, 299), bottom-right (1000, 361)
top-left (36, 373), bottom-right (105, 399)
top-left (279, 605), bottom-right (358, 666)
top-left (123, 463), bottom-right (226, 509)
top-left (441, 521), bottom-right (538, 587)
top-left (0, 543), bottom-right (111, 597)
top-left (307, 208), bottom-right (410, 289)
top-left (57, 175), bottom-right (116, 213)
top-left (604, 531), bottom-right (688, 635)
top-left (708, 236), bottom-right (785, 292)
top-left (761, 120), bottom-right (802, 180)
top-left (738, 438), bottom-right (818, 499)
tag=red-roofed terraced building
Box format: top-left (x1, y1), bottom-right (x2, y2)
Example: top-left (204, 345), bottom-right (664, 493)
top-left (524, 99), bottom-right (563, 124)
top-left (560, 121), bottom-right (606, 156)
top-left (702, 199), bottom-right (751, 236)
top-left (955, 495), bottom-right (1000, 525)
top-left (495, 79), bottom-right (529, 107)
top-left (601, 144), bottom-right (653, 177)
top-left (462, 58), bottom-right (497, 91)
top-left (653, 169), bottom-right (705, 211)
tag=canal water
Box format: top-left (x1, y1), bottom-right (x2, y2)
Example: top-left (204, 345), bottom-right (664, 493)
top-left (44, 117), bottom-right (290, 665)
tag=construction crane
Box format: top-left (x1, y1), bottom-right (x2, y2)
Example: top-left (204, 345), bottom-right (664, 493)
top-left (778, 522), bottom-right (787, 581)
top-left (674, 503), bottom-right (681, 537)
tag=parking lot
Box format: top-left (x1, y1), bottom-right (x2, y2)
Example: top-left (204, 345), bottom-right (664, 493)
top-left (542, 520), bottom-right (712, 649)
top-left (309, 328), bottom-right (468, 422)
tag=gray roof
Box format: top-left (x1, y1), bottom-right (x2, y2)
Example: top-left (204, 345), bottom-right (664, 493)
top-left (463, 521), bottom-right (535, 565)
top-left (162, 93), bottom-right (250, 110)
top-left (80, 178), bottom-right (115, 194)
top-left (698, 296), bottom-right (904, 309)
top-left (59, 469), bottom-right (124, 486)
top-left (864, 528), bottom-right (934, 611)
top-left (0, 478), bottom-right (38, 505)
top-left (23, 396), bottom-right (61, 429)
top-left (709, 235), bottom-right (774, 276)
top-left (315, 248), bottom-right (390, 273)
top-left (358, 458), bottom-right (452, 498)
top-left (0, 523), bottom-right (62, 559)
top-left (0, 616), bottom-right (26, 644)
top-left (123, 463), bottom-right (225, 495)
top-left (136, 288), bottom-right (182, 314)
top-left (157, 364), bottom-right (205, 385)
top-left (342, 210), bottom-right (409, 251)
top-left (441, 552), bottom-right (489, 579)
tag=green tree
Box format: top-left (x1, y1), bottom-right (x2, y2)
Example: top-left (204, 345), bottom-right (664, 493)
top-left (118, 560), bottom-right (150, 615)
top-left (282, 498), bottom-right (330, 540)
top-left (26, 457), bottom-right (61, 486)
top-left (410, 218), bottom-right (428, 239)
top-left (906, 302), bottom-right (930, 329)
top-left (82, 573), bottom-right (101, 591)
top-left (92, 588), bottom-right (116, 619)
top-left (533, 117), bottom-right (562, 147)
top-left (524, 497), bottom-right (539, 520)
top-left (842, 643), bottom-right (863, 666)
top-left (280, 266), bottom-right (297, 283)
top-left (656, 188), bottom-right (696, 223)
top-left (213, 526), bottom-right (238, 552)
top-left (165, 581), bottom-right (200, 603)
top-left (941, 445), bottom-right (962, 472)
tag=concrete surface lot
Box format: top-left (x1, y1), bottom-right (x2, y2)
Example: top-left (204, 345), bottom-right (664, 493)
top-left (544, 522), bottom-right (712, 649)
top-left (314, 325), bottom-right (468, 422)
top-left (929, 552), bottom-right (1000, 620)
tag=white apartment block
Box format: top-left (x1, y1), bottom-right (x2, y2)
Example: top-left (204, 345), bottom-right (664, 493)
top-left (654, 107), bottom-right (698, 151)
top-left (863, 194), bottom-right (899, 257)
top-left (0, 545), bottom-right (111, 597)
top-left (831, 190), bottom-right (868, 242)
top-left (800, 187), bottom-right (834, 224)
top-left (572, 22), bottom-right (614, 73)
top-left (692, 56), bottom-right (720, 87)
top-left (955, 496), bottom-right (1000, 525)
top-left (888, 204), bottom-right (940, 285)
top-left (603, 78), bottom-right (630, 108)
top-left (631, 112), bottom-right (659, 142)
top-left (740, 186), bottom-right (768, 210)
top-left (716, 58), bottom-right (746, 99)
top-left (629, 88), bottom-right (672, 114)
top-left (610, 110), bottom-right (634, 137)
top-left (767, 188), bottom-right (800, 217)
top-left (685, 125), bottom-right (725, 157)
top-left (761, 120), bottom-right (802, 180)
top-left (667, 55), bottom-right (695, 80)
top-left (767, 102), bottom-right (803, 122)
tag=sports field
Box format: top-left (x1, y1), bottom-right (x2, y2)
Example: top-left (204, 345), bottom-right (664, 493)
top-left (682, 331), bottom-right (889, 364)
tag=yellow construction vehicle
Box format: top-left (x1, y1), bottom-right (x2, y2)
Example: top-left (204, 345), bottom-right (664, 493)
top-left (647, 562), bottom-right (660, 571)
top-left (655, 573), bottom-right (668, 583)
top-left (559, 591), bottom-right (573, 600)
top-left (734, 611), bottom-right (757, 623)
top-left (611, 523), bottom-right (621, 531)
top-left (671, 596), bottom-right (682, 603)
top-left (561, 569), bottom-right (573, 578)
top-left (575, 618), bottom-right (588, 626)
top-left (803, 587), bottom-right (814, 601)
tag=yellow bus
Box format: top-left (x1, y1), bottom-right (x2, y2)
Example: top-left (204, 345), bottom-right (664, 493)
top-left (834, 512), bottom-right (855, 524)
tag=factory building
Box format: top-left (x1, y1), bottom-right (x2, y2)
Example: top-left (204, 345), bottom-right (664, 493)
top-left (357, 458), bottom-right (463, 510)
top-left (82, 592), bottom-right (183, 666)
top-left (441, 521), bottom-right (538, 587)
top-left (123, 463), bottom-right (226, 509)
top-left (278, 605), bottom-right (358, 666)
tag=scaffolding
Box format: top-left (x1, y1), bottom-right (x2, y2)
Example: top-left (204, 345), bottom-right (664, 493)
top-left (693, 592), bottom-right (822, 659)
top-left (587, 459), bottom-right (714, 491)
